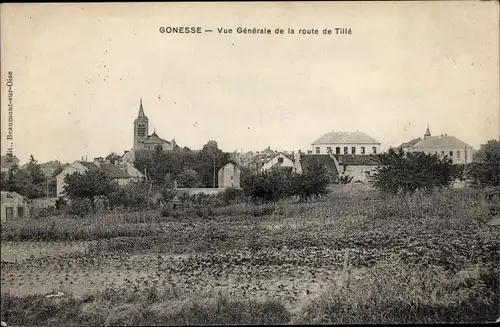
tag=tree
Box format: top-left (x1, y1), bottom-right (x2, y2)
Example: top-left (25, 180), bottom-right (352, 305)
top-left (177, 168), bottom-right (203, 188)
top-left (468, 139), bottom-right (500, 187)
top-left (196, 140), bottom-right (231, 187)
top-left (373, 148), bottom-right (456, 218)
top-left (133, 140), bottom-right (232, 189)
top-left (63, 170), bottom-right (118, 214)
top-left (242, 169), bottom-right (292, 203)
top-left (106, 152), bottom-right (122, 165)
top-left (2, 155), bottom-right (48, 199)
top-left (108, 180), bottom-right (153, 211)
top-left (374, 148), bottom-right (455, 195)
top-left (0, 171), bottom-right (8, 191)
top-left (293, 162), bottom-right (331, 202)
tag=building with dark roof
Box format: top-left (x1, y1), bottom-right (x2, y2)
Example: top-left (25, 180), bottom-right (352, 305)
top-left (398, 125), bottom-right (473, 164)
top-left (56, 159), bottom-right (144, 197)
top-left (293, 151), bottom-right (380, 183)
top-left (311, 131), bottom-right (381, 156)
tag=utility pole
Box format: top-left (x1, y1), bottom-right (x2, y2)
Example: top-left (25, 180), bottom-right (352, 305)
top-left (213, 154), bottom-right (216, 188)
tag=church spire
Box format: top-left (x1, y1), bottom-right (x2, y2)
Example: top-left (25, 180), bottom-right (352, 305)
top-left (138, 98), bottom-right (145, 118)
top-left (424, 123), bottom-right (431, 137)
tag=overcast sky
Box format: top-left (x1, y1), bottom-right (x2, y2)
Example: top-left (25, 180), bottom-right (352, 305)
top-left (1, 2), bottom-right (499, 164)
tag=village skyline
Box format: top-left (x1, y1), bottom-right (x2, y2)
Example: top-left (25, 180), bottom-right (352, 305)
top-left (1, 2), bottom-right (499, 164)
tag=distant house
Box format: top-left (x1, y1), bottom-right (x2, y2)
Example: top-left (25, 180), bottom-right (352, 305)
top-left (1, 191), bottom-right (30, 222)
top-left (56, 159), bottom-right (143, 197)
top-left (1, 155), bottom-right (20, 173)
top-left (260, 152), bottom-right (295, 172)
top-left (240, 147), bottom-right (295, 171)
top-left (311, 131), bottom-right (381, 155)
top-left (335, 154), bottom-right (380, 182)
top-left (218, 162), bottom-right (241, 188)
top-left (398, 125), bottom-right (473, 164)
top-left (293, 151), bottom-right (380, 183)
top-left (293, 153), bottom-right (339, 180)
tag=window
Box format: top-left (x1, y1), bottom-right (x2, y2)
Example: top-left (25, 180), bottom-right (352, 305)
top-left (372, 147), bottom-right (377, 154)
top-left (351, 147), bottom-right (356, 154)
top-left (6, 207), bottom-right (13, 220)
top-left (307, 150), bottom-right (312, 154)
top-left (449, 151), bottom-right (453, 157)
top-left (277, 157), bottom-right (284, 164)
top-left (361, 147), bottom-right (365, 154)
top-left (343, 147), bottom-right (348, 154)
top-left (457, 151), bottom-right (460, 158)
top-left (230, 176), bottom-right (233, 180)
top-left (327, 147), bottom-right (332, 153)
top-left (336, 147), bottom-right (341, 154)
top-left (315, 147), bottom-right (320, 154)
top-left (17, 207), bottom-right (24, 218)
top-left (441, 151), bottom-right (445, 156)
top-left (137, 125), bottom-right (147, 137)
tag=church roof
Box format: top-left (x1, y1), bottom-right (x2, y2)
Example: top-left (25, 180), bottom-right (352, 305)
top-left (144, 132), bottom-right (171, 145)
top-left (398, 138), bottom-right (421, 149)
top-left (312, 131), bottom-right (380, 145)
top-left (411, 135), bottom-right (472, 150)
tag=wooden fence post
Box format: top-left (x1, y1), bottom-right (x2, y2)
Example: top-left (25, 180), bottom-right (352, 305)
top-left (343, 248), bottom-right (351, 289)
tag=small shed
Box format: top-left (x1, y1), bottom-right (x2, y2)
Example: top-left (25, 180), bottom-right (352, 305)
top-left (1, 191), bottom-right (30, 222)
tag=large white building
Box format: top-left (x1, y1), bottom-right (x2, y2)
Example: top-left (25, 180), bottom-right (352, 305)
top-left (311, 131), bottom-right (381, 156)
top-left (398, 125), bottom-right (473, 164)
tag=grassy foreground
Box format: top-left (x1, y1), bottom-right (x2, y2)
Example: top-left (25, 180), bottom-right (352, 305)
top-left (1, 186), bottom-right (499, 325)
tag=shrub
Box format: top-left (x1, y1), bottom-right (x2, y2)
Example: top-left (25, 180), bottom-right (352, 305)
top-left (242, 169), bottom-right (291, 203)
top-left (338, 175), bottom-right (354, 184)
top-left (68, 198), bottom-right (93, 218)
top-left (468, 139), bottom-right (500, 187)
top-left (218, 187), bottom-right (243, 206)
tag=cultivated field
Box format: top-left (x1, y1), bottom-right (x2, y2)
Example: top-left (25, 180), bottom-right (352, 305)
top-left (1, 185), bottom-right (499, 325)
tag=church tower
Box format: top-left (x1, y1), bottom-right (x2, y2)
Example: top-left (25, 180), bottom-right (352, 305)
top-left (133, 98), bottom-right (149, 150)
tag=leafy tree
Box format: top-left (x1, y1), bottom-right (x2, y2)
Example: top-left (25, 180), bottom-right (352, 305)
top-left (133, 140), bottom-right (232, 189)
top-left (0, 171), bottom-right (8, 191)
top-left (2, 155), bottom-right (48, 198)
top-left (63, 170), bottom-right (118, 214)
top-left (468, 139), bottom-right (500, 187)
top-left (374, 148), bottom-right (455, 195)
top-left (290, 162), bottom-right (331, 202)
top-left (196, 140), bottom-right (231, 187)
top-left (373, 148), bottom-right (456, 218)
top-left (26, 155), bottom-right (46, 186)
top-left (108, 180), bottom-right (153, 211)
top-left (105, 152), bottom-right (122, 165)
top-left (177, 168), bottom-right (203, 188)
top-left (2, 165), bottom-right (26, 194)
top-left (242, 169), bottom-right (292, 203)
